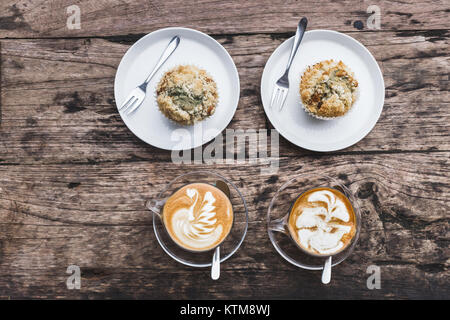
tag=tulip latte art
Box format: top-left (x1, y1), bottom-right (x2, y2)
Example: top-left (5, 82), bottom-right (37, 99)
top-left (288, 187), bottom-right (356, 256)
top-left (163, 183), bottom-right (233, 251)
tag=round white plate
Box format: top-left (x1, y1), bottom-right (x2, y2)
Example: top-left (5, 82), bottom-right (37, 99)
top-left (114, 27), bottom-right (240, 150)
top-left (261, 30), bottom-right (384, 152)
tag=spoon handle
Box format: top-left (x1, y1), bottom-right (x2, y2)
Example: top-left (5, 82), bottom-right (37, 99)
top-left (321, 256), bottom-right (332, 284)
top-left (211, 246), bottom-right (220, 280)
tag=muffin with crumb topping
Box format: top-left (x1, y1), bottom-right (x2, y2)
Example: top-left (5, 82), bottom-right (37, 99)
top-left (300, 60), bottom-right (358, 119)
top-left (156, 65), bottom-right (218, 125)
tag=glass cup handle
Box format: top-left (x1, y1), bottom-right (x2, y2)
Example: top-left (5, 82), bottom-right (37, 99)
top-left (268, 214), bottom-right (289, 235)
top-left (146, 199), bottom-right (165, 219)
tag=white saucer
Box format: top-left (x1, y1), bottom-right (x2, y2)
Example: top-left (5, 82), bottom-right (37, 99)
top-left (261, 30), bottom-right (385, 152)
top-left (114, 27), bottom-right (240, 150)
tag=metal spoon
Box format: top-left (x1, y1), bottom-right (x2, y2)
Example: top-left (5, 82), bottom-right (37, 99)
top-left (211, 246), bottom-right (220, 280)
top-left (211, 180), bottom-right (231, 280)
top-left (322, 256), bottom-right (332, 284)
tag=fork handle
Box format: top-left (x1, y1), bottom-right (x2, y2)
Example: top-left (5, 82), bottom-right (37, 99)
top-left (143, 35), bottom-right (180, 85)
top-left (285, 18), bottom-right (307, 74)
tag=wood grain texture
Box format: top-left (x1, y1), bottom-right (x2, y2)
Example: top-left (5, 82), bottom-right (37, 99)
top-left (0, 0), bottom-right (449, 299)
top-left (0, 0), bottom-right (449, 38)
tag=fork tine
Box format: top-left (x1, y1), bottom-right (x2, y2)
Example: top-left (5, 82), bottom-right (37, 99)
top-left (277, 88), bottom-right (284, 107)
top-left (270, 87), bottom-right (279, 108)
top-left (278, 89), bottom-right (288, 111)
top-left (126, 98), bottom-right (143, 115)
top-left (126, 96), bottom-right (138, 110)
top-left (276, 88), bottom-right (281, 107)
top-left (119, 95), bottom-right (136, 111)
top-left (123, 96), bottom-right (140, 113)
top-left (123, 96), bottom-right (139, 113)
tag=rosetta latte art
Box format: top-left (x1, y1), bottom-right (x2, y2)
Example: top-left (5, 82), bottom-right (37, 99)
top-left (295, 190), bottom-right (354, 255)
top-left (171, 188), bottom-right (223, 250)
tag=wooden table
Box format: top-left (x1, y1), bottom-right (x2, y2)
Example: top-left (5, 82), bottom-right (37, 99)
top-left (0, 0), bottom-right (448, 299)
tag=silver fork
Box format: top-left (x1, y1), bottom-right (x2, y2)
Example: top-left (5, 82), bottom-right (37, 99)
top-left (270, 18), bottom-right (307, 111)
top-left (119, 35), bottom-right (180, 115)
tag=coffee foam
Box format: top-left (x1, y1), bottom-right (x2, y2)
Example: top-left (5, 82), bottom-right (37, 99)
top-left (289, 188), bottom-right (356, 256)
top-left (163, 183), bottom-right (233, 251)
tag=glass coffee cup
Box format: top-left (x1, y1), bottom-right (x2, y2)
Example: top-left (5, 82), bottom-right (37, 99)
top-left (267, 173), bottom-right (361, 281)
top-left (146, 171), bottom-right (248, 274)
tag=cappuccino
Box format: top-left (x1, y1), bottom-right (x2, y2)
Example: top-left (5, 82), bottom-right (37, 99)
top-left (288, 187), bottom-right (356, 256)
top-left (163, 183), bottom-right (233, 252)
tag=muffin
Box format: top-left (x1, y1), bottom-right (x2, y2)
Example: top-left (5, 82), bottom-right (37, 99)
top-left (156, 65), bottom-right (218, 125)
top-left (300, 60), bottom-right (358, 119)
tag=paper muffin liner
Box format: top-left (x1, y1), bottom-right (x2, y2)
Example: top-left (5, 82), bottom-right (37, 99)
top-left (298, 62), bottom-right (359, 121)
top-left (153, 62), bottom-right (220, 126)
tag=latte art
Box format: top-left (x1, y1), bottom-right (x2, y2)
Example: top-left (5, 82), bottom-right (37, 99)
top-left (172, 189), bottom-right (223, 248)
top-left (288, 187), bottom-right (356, 256)
top-left (163, 183), bottom-right (233, 251)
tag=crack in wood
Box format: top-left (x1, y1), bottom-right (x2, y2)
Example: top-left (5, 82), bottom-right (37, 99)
top-left (0, 27), bottom-right (449, 41)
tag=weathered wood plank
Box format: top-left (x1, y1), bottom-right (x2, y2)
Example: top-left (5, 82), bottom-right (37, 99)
top-left (0, 265), bottom-right (447, 299)
top-left (0, 0), bottom-right (449, 38)
top-left (0, 32), bottom-right (448, 165)
top-left (1, 153), bottom-right (448, 225)
top-left (0, 152), bottom-right (448, 298)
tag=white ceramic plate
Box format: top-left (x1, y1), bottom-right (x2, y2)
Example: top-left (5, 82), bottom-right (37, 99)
top-left (114, 27), bottom-right (240, 150)
top-left (261, 30), bottom-right (384, 152)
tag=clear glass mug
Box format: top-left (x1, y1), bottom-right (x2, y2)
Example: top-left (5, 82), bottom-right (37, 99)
top-left (267, 173), bottom-right (361, 274)
top-left (146, 170), bottom-right (248, 269)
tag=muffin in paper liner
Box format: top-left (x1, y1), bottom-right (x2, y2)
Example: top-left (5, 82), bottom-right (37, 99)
top-left (298, 60), bottom-right (359, 121)
top-left (298, 88), bottom-right (360, 121)
top-left (154, 63), bottom-right (220, 126)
